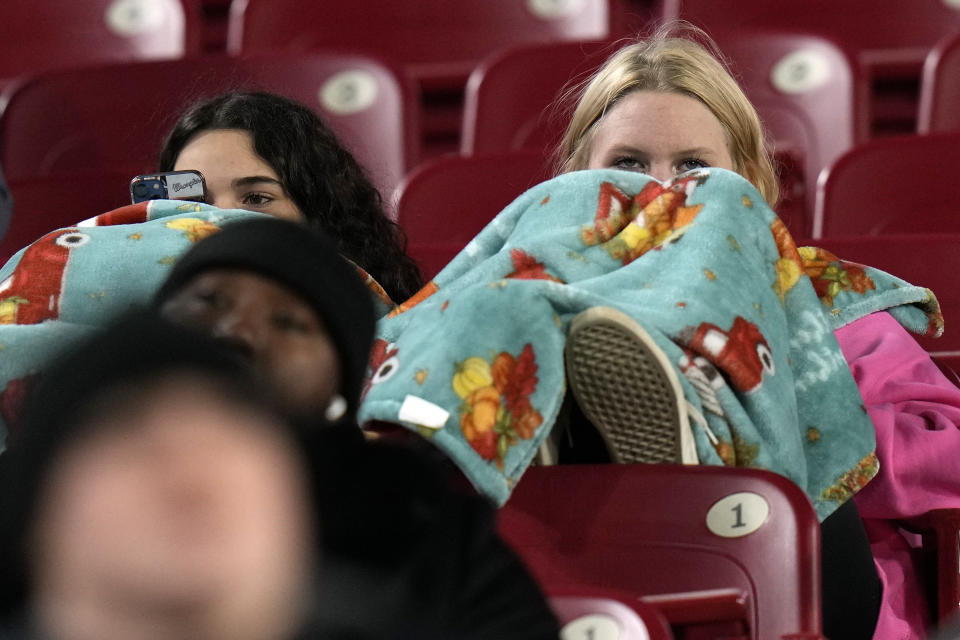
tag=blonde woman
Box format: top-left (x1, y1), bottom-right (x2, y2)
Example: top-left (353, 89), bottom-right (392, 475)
top-left (557, 27), bottom-right (960, 640)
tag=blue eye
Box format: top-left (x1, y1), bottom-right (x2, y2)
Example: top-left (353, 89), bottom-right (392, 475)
top-left (612, 156), bottom-right (645, 171)
top-left (678, 158), bottom-right (709, 172)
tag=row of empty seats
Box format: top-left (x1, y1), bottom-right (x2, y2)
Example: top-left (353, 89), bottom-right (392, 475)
top-left (0, 0), bottom-right (634, 83)
top-left (7, 0), bottom-right (959, 99)
top-left (0, 0), bottom-right (634, 147)
top-left (3, 1), bottom-right (959, 150)
top-left (4, 30), bottom-right (960, 226)
top-left (12, 0), bottom-right (959, 65)
top-left (3, 1), bottom-right (959, 222)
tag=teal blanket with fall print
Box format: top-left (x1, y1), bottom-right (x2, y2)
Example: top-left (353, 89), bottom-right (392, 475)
top-left (359, 168), bottom-right (942, 520)
top-left (0, 200), bottom-right (392, 448)
top-left (0, 201), bottom-right (264, 445)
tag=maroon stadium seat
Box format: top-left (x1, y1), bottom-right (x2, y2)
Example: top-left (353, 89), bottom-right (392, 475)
top-left (226, 0), bottom-right (632, 156)
top-left (0, 170), bottom-right (136, 264)
top-left (918, 31), bottom-right (960, 134)
top-left (461, 39), bottom-right (618, 156)
top-left (664, 0), bottom-right (960, 66)
top-left (812, 132), bottom-right (960, 238)
top-left (714, 30), bottom-right (858, 238)
top-left (0, 0), bottom-right (200, 87)
top-left (664, 0), bottom-right (960, 136)
top-left (0, 53), bottom-right (417, 204)
top-left (805, 233), bottom-right (960, 356)
top-left (394, 150), bottom-right (551, 278)
top-left (226, 0), bottom-right (627, 87)
top-left (499, 463), bottom-right (825, 640)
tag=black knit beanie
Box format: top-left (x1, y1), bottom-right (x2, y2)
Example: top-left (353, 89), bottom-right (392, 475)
top-left (0, 310), bottom-right (289, 616)
top-left (154, 218), bottom-right (376, 419)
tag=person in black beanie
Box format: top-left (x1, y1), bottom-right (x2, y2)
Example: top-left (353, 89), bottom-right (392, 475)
top-left (156, 216), bottom-right (376, 425)
top-left (0, 311), bottom-right (322, 640)
top-left (153, 217), bottom-right (561, 640)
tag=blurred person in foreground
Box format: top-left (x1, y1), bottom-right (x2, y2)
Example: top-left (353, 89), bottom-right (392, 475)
top-left (0, 311), bottom-right (321, 640)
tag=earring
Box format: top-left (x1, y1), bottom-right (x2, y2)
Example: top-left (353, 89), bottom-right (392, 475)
top-left (324, 394), bottom-right (347, 421)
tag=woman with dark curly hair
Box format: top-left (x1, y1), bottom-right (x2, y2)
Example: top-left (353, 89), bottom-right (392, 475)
top-left (159, 91), bottom-right (423, 303)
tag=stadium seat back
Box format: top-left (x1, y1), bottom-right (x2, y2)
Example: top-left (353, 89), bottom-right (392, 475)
top-left (663, 0), bottom-right (960, 59)
top-left (394, 150), bottom-right (552, 278)
top-left (499, 463), bottom-right (824, 640)
top-left (227, 0), bottom-right (623, 85)
top-left (461, 39), bottom-right (618, 156)
top-left (0, 170), bottom-right (136, 263)
top-left (665, 0), bottom-right (960, 137)
top-left (0, 0), bottom-right (199, 85)
top-left (715, 29), bottom-right (858, 237)
top-left (918, 31), bottom-right (960, 134)
top-left (0, 53), bottom-right (416, 203)
top-left (812, 132), bottom-right (960, 238)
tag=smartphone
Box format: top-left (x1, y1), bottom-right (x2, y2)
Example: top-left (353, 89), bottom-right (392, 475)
top-left (130, 170), bottom-right (206, 204)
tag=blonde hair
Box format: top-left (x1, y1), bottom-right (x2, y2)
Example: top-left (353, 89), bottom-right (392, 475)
top-left (557, 25), bottom-right (779, 205)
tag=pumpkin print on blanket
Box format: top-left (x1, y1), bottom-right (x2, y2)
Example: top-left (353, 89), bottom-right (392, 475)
top-left (452, 344), bottom-right (543, 468)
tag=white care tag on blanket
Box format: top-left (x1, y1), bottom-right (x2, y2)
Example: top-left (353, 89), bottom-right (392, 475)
top-left (398, 395), bottom-right (450, 430)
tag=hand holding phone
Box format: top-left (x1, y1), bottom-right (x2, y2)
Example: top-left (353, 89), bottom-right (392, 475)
top-left (130, 170), bottom-right (206, 204)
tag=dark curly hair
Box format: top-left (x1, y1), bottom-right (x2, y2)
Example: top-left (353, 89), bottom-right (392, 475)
top-left (159, 91), bottom-right (423, 303)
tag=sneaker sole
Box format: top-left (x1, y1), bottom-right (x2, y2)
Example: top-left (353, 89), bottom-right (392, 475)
top-left (564, 307), bottom-right (687, 464)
